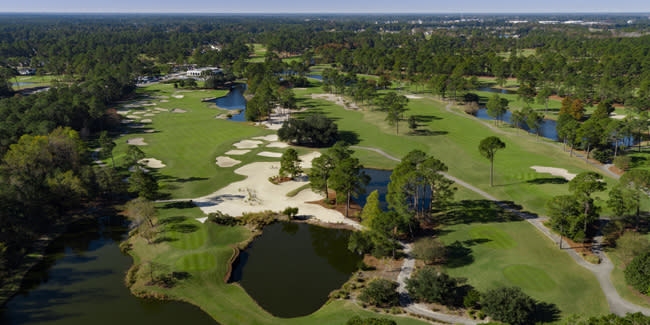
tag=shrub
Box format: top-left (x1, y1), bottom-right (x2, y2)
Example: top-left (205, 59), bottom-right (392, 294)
top-left (481, 287), bottom-right (536, 325)
top-left (411, 237), bottom-right (446, 264)
top-left (346, 316), bottom-right (396, 325)
top-left (278, 114), bottom-right (338, 147)
top-left (406, 267), bottom-right (461, 306)
top-left (240, 211), bottom-right (278, 228)
top-left (614, 155), bottom-right (632, 171)
top-left (616, 231), bottom-right (650, 265)
top-left (358, 279), bottom-right (399, 307)
top-left (463, 289), bottom-right (481, 309)
top-left (207, 212), bottom-right (240, 226)
top-left (464, 102), bottom-right (479, 115)
top-left (624, 251), bottom-right (650, 295)
top-left (591, 149), bottom-right (612, 164)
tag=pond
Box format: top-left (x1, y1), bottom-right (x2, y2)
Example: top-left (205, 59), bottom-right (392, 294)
top-left (0, 216), bottom-right (216, 325)
top-left (475, 87), bottom-right (516, 95)
top-left (356, 168), bottom-right (392, 209)
top-left (12, 82), bottom-right (35, 87)
top-left (306, 74), bottom-right (323, 81)
top-left (230, 222), bottom-right (362, 318)
top-left (476, 108), bottom-right (560, 141)
top-left (211, 83), bottom-right (247, 122)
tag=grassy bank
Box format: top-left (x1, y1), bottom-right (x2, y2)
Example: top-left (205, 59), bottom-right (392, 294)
top-left (125, 204), bottom-right (429, 325)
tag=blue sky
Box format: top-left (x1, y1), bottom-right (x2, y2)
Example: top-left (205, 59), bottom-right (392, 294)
top-left (3, 0), bottom-right (650, 13)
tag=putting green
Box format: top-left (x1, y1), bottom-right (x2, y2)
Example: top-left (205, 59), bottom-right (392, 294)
top-left (503, 264), bottom-right (557, 292)
top-left (175, 252), bottom-right (217, 271)
top-left (468, 225), bottom-right (517, 249)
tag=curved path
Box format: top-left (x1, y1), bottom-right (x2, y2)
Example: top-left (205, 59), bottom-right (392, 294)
top-left (352, 145), bottom-right (650, 316)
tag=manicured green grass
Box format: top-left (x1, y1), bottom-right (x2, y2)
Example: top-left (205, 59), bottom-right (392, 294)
top-left (12, 74), bottom-right (65, 90)
top-left (293, 87), bottom-right (620, 216)
top-left (438, 202), bottom-right (608, 317)
top-left (111, 83), bottom-right (276, 199)
top-left (607, 247), bottom-right (650, 308)
top-left (468, 225), bottom-right (517, 249)
top-left (127, 204), bottom-right (430, 325)
top-left (502, 265), bottom-right (557, 292)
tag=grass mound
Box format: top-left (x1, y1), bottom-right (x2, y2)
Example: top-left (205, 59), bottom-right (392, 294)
top-left (503, 264), bottom-right (557, 292)
top-left (175, 253), bottom-right (217, 271)
top-left (468, 225), bottom-right (517, 249)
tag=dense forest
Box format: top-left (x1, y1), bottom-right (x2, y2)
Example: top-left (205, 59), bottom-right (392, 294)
top-left (1, 13), bottom-right (650, 294)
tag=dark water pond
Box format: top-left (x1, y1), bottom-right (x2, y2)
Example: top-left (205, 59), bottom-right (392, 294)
top-left (476, 108), bottom-right (560, 141)
top-left (12, 82), bottom-right (35, 87)
top-left (230, 222), bottom-right (362, 318)
top-left (211, 84), bottom-right (247, 122)
top-left (0, 216), bottom-right (216, 325)
top-left (356, 168), bottom-right (392, 209)
top-left (306, 74), bottom-right (323, 81)
top-left (476, 87), bottom-right (516, 95)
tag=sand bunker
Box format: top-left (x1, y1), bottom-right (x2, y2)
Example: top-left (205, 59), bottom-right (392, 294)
top-left (144, 113), bottom-right (155, 116)
top-left (197, 217), bottom-right (208, 224)
top-left (155, 107), bottom-right (168, 112)
top-left (193, 151), bottom-right (360, 229)
top-left (140, 119), bottom-right (152, 123)
top-left (530, 166), bottom-right (577, 181)
top-left (253, 134), bottom-right (279, 142)
top-left (257, 151), bottom-right (283, 158)
top-left (126, 115), bottom-right (140, 119)
top-left (610, 113), bottom-right (627, 120)
top-left (172, 108), bottom-right (187, 113)
top-left (126, 137), bottom-right (148, 146)
top-left (117, 110), bottom-right (130, 115)
top-left (138, 158), bottom-right (166, 168)
top-left (143, 129), bottom-right (155, 133)
top-left (172, 95), bottom-right (184, 99)
top-left (406, 95), bottom-right (423, 99)
top-left (159, 100), bottom-right (169, 103)
top-left (225, 149), bottom-right (251, 155)
top-left (133, 111), bottom-right (146, 115)
top-left (233, 140), bottom-right (263, 149)
top-left (121, 119), bottom-right (135, 124)
top-left (267, 142), bottom-right (289, 148)
top-left (142, 103), bottom-right (156, 106)
top-left (216, 156), bottom-right (241, 167)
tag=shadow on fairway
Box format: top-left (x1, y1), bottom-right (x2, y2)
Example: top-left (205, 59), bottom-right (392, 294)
top-left (526, 177), bottom-right (568, 185)
top-left (439, 200), bottom-right (520, 225)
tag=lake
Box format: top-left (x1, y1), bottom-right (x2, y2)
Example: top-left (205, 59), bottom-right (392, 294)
top-left (0, 216), bottom-right (216, 325)
top-left (211, 84), bottom-right (247, 122)
top-left (230, 222), bottom-right (361, 318)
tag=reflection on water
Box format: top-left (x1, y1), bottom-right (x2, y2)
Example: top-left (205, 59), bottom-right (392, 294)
top-left (230, 222), bottom-right (361, 318)
top-left (211, 84), bottom-right (247, 122)
top-left (0, 216), bottom-right (216, 325)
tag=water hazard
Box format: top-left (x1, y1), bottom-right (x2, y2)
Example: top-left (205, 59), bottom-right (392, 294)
top-left (230, 222), bottom-right (361, 318)
top-left (211, 84), bottom-right (247, 122)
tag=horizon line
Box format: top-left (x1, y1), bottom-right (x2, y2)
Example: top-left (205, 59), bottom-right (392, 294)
top-left (1, 11), bottom-right (650, 15)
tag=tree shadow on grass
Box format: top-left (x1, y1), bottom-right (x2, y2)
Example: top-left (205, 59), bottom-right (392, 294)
top-left (445, 241), bottom-right (474, 268)
top-left (532, 301), bottom-right (561, 323)
top-left (167, 223), bottom-right (199, 234)
top-left (153, 236), bottom-right (178, 244)
top-left (158, 215), bottom-right (189, 225)
top-left (526, 177), bottom-right (568, 185)
top-left (161, 201), bottom-right (196, 210)
top-left (410, 129), bottom-right (448, 136)
top-left (338, 130), bottom-right (360, 145)
top-left (439, 200), bottom-right (520, 225)
top-left (413, 114), bottom-right (442, 123)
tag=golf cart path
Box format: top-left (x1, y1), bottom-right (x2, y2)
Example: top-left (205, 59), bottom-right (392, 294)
top-left (352, 145), bottom-right (650, 316)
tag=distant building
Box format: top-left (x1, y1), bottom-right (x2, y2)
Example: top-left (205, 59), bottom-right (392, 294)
top-left (18, 68), bottom-right (36, 75)
top-left (186, 67), bottom-right (222, 78)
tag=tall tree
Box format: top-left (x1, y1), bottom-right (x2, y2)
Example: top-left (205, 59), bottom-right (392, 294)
top-left (329, 157), bottom-right (370, 218)
top-left (279, 148), bottom-right (302, 179)
top-left (99, 131), bottom-right (116, 168)
top-left (568, 172), bottom-right (606, 236)
top-left (478, 137), bottom-right (506, 187)
top-left (486, 94), bottom-right (508, 126)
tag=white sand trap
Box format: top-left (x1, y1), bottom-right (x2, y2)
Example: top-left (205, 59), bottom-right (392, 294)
top-left (530, 166), bottom-right (577, 181)
top-left (233, 140), bottom-right (263, 149)
top-left (159, 100), bottom-right (169, 103)
top-left (197, 217), bottom-right (208, 223)
top-left (138, 158), bottom-right (166, 168)
top-left (172, 95), bottom-right (184, 99)
top-left (267, 142), bottom-right (289, 148)
top-left (406, 95), bottom-right (423, 99)
top-left (257, 151), bottom-right (283, 158)
top-left (172, 108), bottom-right (187, 113)
top-left (155, 107), bottom-right (168, 111)
top-left (611, 113), bottom-right (627, 120)
top-left (225, 149), bottom-right (251, 155)
top-left (216, 156), bottom-right (241, 167)
top-left (142, 103), bottom-right (156, 106)
top-left (143, 129), bottom-right (155, 133)
top-left (193, 151), bottom-right (360, 229)
top-left (122, 104), bottom-right (140, 108)
top-left (140, 119), bottom-right (152, 123)
top-left (126, 137), bottom-right (148, 146)
top-left (253, 134), bottom-right (279, 142)
top-left (126, 115), bottom-right (140, 119)
top-left (133, 111), bottom-right (146, 115)
top-left (144, 113), bottom-right (155, 116)
top-left (121, 119), bottom-right (135, 124)
top-left (117, 110), bottom-right (130, 115)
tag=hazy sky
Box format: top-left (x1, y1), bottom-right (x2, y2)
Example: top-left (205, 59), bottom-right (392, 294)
top-left (3, 0), bottom-right (650, 13)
